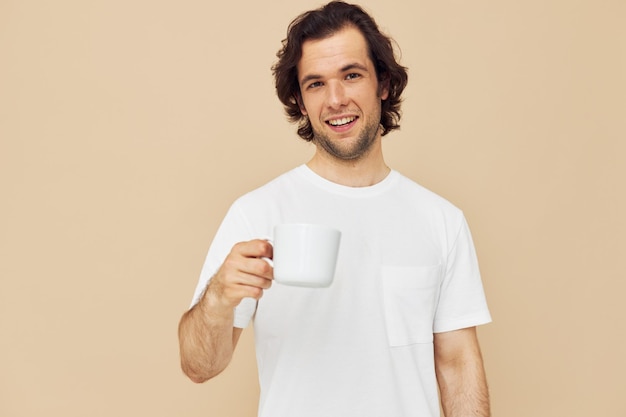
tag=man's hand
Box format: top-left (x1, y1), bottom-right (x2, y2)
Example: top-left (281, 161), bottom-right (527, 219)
top-left (178, 239), bottom-right (274, 383)
top-left (204, 239), bottom-right (274, 311)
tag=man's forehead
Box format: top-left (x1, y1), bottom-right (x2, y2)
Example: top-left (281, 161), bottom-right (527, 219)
top-left (297, 27), bottom-right (372, 76)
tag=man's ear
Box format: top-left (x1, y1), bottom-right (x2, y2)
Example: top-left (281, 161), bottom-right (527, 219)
top-left (295, 93), bottom-right (307, 115)
top-left (378, 75), bottom-right (390, 101)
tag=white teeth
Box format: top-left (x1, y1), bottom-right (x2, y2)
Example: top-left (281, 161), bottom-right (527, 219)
top-left (328, 117), bottom-right (356, 126)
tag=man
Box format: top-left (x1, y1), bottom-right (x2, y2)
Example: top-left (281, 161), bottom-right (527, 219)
top-left (178, 2), bottom-right (492, 416)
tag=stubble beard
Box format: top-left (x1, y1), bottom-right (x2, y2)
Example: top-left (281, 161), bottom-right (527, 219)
top-left (312, 115), bottom-right (382, 162)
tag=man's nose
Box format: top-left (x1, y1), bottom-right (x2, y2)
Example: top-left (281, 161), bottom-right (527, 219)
top-left (326, 81), bottom-right (348, 109)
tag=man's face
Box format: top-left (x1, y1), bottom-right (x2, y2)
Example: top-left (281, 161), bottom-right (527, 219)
top-left (297, 26), bottom-right (389, 161)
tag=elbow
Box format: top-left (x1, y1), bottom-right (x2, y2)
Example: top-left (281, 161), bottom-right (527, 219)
top-left (187, 372), bottom-right (210, 384)
top-left (180, 359), bottom-right (225, 384)
top-left (181, 363), bottom-right (212, 384)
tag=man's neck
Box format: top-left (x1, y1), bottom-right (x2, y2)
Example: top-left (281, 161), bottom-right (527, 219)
top-left (306, 153), bottom-right (391, 187)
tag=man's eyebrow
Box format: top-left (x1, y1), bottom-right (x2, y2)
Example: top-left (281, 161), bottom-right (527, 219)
top-left (341, 62), bottom-right (369, 73)
top-left (299, 62), bottom-right (370, 87)
top-left (300, 73), bottom-right (322, 88)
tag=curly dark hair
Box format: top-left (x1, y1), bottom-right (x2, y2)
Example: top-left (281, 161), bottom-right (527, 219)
top-left (272, 1), bottom-right (408, 141)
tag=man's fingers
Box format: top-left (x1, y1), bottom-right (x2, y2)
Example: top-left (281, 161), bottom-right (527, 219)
top-left (222, 272), bottom-right (272, 301)
top-left (208, 239), bottom-right (275, 307)
top-left (232, 239), bottom-right (273, 260)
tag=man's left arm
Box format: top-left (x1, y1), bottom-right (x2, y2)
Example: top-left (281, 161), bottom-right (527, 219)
top-left (434, 326), bottom-right (491, 417)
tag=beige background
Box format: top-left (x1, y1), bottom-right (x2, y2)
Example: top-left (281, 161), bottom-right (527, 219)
top-left (1, 0), bottom-right (624, 416)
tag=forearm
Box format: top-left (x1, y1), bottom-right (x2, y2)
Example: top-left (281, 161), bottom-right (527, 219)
top-left (435, 327), bottom-right (491, 417)
top-left (178, 239), bottom-right (273, 382)
top-left (178, 291), bottom-right (237, 383)
top-left (437, 356), bottom-right (490, 416)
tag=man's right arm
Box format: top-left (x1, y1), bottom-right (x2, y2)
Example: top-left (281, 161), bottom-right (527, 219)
top-left (178, 239), bottom-right (274, 383)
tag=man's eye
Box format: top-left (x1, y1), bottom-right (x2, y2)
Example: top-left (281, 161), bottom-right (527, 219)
top-left (308, 81), bottom-right (323, 89)
top-left (346, 73), bottom-right (361, 80)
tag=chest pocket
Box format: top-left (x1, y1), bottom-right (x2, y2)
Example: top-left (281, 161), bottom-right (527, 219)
top-left (381, 264), bottom-right (442, 347)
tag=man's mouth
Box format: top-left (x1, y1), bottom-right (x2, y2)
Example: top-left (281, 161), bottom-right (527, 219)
top-left (327, 116), bottom-right (357, 127)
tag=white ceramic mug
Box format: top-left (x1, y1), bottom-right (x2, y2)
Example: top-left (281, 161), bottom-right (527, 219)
top-left (271, 223), bottom-right (341, 287)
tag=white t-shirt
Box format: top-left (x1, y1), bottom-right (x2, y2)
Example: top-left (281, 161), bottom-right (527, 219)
top-left (191, 165), bottom-right (491, 417)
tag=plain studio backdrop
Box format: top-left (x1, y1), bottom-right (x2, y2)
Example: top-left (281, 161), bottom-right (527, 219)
top-left (1, 0), bottom-right (624, 416)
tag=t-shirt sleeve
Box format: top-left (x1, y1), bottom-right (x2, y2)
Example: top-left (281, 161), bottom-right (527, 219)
top-left (433, 214), bottom-right (492, 333)
top-left (189, 201), bottom-right (258, 328)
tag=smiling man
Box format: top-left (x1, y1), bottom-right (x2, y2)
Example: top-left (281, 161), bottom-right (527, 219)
top-left (298, 28), bottom-right (388, 170)
top-left (178, 2), bottom-right (492, 416)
